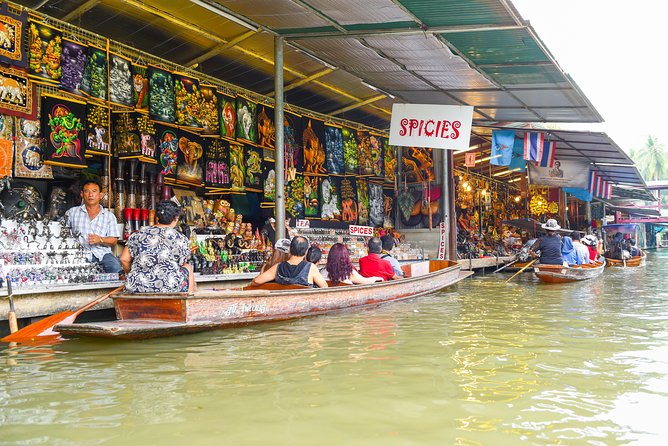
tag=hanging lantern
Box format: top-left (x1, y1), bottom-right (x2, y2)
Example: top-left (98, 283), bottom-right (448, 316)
top-left (548, 201), bottom-right (559, 214)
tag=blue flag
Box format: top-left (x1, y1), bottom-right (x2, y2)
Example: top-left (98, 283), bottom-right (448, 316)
top-left (508, 138), bottom-right (527, 172)
top-left (563, 187), bottom-right (592, 202)
top-left (490, 130), bottom-right (515, 166)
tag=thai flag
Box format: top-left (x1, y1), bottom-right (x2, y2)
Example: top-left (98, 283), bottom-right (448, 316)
top-left (523, 132), bottom-right (544, 162)
top-left (535, 141), bottom-right (556, 167)
top-left (596, 176), bottom-right (606, 197)
top-left (588, 170), bottom-right (598, 194)
top-left (602, 181), bottom-right (612, 200)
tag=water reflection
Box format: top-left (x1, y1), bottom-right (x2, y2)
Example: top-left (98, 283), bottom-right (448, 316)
top-left (1, 251), bottom-right (667, 445)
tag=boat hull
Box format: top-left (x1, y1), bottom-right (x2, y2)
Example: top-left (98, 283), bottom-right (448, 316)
top-left (534, 260), bottom-right (605, 283)
top-left (56, 261), bottom-right (471, 340)
top-left (605, 253), bottom-right (646, 267)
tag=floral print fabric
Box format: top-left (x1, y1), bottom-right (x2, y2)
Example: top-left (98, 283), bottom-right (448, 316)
top-left (125, 225), bottom-right (189, 293)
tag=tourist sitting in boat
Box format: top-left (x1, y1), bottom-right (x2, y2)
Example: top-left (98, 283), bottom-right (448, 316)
top-left (260, 238), bottom-right (291, 273)
top-left (380, 234), bottom-right (404, 278)
top-left (628, 239), bottom-right (643, 257)
top-left (582, 235), bottom-right (599, 261)
top-left (570, 232), bottom-right (590, 264)
top-left (120, 200), bottom-right (195, 294)
top-left (251, 236), bottom-right (328, 288)
top-left (306, 245), bottom-right (323, 266)
top-left (561, 236), bottom-right (585, 266)
top-left (529, 219), bottom-right (563, 265)
top-left (359, 237), bottom-right (402, 281)
top-left (320, 243), bottom-right (382, 285)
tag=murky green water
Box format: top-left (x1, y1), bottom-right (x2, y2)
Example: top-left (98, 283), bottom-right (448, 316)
top-left (1, 251), bottom-right (667, 445)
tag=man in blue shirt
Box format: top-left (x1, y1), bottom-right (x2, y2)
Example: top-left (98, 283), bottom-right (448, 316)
top-left (66, 179), bottom-right (122, 274)
top-left (379, 234), bottom-right (405, 278)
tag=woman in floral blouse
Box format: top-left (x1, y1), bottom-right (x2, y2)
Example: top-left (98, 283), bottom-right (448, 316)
top-left (120, 200), bottom-right (195, 293)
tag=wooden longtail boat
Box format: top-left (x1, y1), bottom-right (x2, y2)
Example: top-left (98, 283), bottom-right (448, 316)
top-left (533, 259), bottom-right (606, 283)
top-left (605, 252), bottom-right (646, 267)
top-left (55, 260), bottom-right (471, 340)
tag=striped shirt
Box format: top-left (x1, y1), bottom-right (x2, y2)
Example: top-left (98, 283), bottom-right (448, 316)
top-left (66, 204), bottom-right (119, 262)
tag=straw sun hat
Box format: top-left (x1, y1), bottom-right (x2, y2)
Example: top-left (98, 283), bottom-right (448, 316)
top-left (541, 219), bottom-right (561, 231)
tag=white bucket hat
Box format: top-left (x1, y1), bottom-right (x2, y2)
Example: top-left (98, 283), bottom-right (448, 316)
top-left (541, 219), bottom-right (561, 231)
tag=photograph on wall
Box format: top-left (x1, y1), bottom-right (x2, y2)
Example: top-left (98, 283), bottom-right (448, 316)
top-left (342, 127), bottom-right (358, 175)
top-left (176, 130), bottom-right (204, 186)
top-left (204, 138), bottom-right (231, 189)
top-left (41, 95), bottom-right (87, 168)
top-left (137, 113), bottom-right (157, 163)
top-left (0, 4), bottom-right (28, 68)
top-left (284, 111), bottom-right (302, 180)
top-left (370, 133), bottom-right (384, 179)
top-left (235, 96), bottom-right (257, 144)
top-left (229, 142), bottom-right (245, 191)
top-left (357, 178), bottom-right (369, 226)
top-left (256, 103), bottom-right (275, 150)
top-left (402, 146), bottom-right (434, 183)
top-left (199, 85), bottom-right (219, 135)
top-left (320, 176), bottom-right (341, 221)
top-left (368, 182), bottom-right (384, 227)
top-left (131, 63), bottom-right (149, 111)
top-left (357, 130), bottom-right (374, 176)
top-left (302, 116), bottom-right (326, 175)
top-left (244, 144), bottom-right (262, 191)
top-left (80, 45), bottom-right (107, 101)
top-left (303, 175), bottom-right (320, 218)
top-left (218, 93), bottom-right (236, 139)
top-left (261, 159), bottom-right (275, 205)
top-left (0, 65), bottom-right (37, 119)
top-left (339, 176), bottom-right (358, 224)
top-left (174, 73), bottom-right (201, 128)
top-left (324, 124), bottom-right (344, 175)
top-left (155, 124), bottom-right (178, 180)
top-left (60, 39), bottom-right (87, 95)
top-left (13, 117), bottom-right (52, 179)
top-left (109, 52), bottom-right (133, 107)
top-left (112, 111), bottom-right (140, 158)
top-left (28, 20), bottom-right (62, 83)
top-left (0, 113), bottom-right (12, 177)
top-left (384, 139), bottom-right (397, 184)
top-left (285, 173), bottom-right (304, 219)
top-left (527, 159), bottom-right (591, 189)
top-left (84, 104), bottom-right (110, 156)
top-left (148, 65), bottom-right (175, 123)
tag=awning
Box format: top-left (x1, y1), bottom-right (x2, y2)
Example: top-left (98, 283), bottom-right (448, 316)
top-left (607, 206), bottom-right (661, 217)
top-left (21, 0), bottom-right (603, 129)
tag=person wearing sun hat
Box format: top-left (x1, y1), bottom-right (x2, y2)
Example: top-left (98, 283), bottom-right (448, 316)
top-left (529, 219), bottom-right (564, 265)
top-left (258, 238), bottom-right (291, 273)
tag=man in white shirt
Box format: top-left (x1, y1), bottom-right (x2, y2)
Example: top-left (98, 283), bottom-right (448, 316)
top-left (570, 231), bottom-right (590, 264)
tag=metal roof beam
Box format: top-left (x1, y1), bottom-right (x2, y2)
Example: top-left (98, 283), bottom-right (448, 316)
top-left (62, 0), bottom-right (99, 22)
top-left (268, 67), bottom-right (336, 97)
top-left (185, 30), bottom-right (257, 67)
top-left (283, 24), bottom-right (524, 40)
top-left (330, 94), bottom-right (386, 115)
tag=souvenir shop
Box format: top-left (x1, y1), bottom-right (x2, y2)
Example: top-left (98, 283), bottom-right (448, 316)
top-left (0, 3), bottom-right (435, 303)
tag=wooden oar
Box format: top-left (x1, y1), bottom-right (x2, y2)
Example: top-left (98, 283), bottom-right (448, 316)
top-left (493, 256), bottom-right (518, 273)
top-left (5, 275), bottom-right (18, 334)
top-left (1, 285), bottom-right (124, 343)
top-left (505, 258), bottom-right (537, 283)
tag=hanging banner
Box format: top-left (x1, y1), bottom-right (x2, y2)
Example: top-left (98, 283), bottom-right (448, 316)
top-left (13, 117), bottom-right (52, 179)
top-left (384, 139), bottom-right (397, 184)
top-left (0, 65), bottom-right (37, 119)
top-left (136, 113), bottom-right (158, 163)
top-left (176, 130), bottom-right (204, 186)
top-left (320, 176), bottom-right (341, 221)
top-left (0, 4), bottom-right (28, 68)
top-left (302, 116), bottom-right (326, 175)
top-left (340, 176), bottom-right (358, 224)
top-left (204, 138), bottom-right (230, 189)
top-left (218, 93), bottom-right (236, 139)
top-left (156, 124), bottom-right (178, 180)
top-left (357, 130), bottom-right (373, 176)
top-left (28, 20), bottom-right (62, 84)
top-left (112, 111), bottom-right (140, 158)
top-left (229, 142), bottom-right (245, 191)
top-left (382, 188), bottom-right (395, 227)
top-left (60, 39), bottom-right (87, 95)
top-left (303, 175), bottom-right (320, 218)
top-left (285, 173), bottom-right (304, 218)
top-left (370, 134), bottom-right (384, 179)
top-left (357, 178), bottom-right (369, 225)
top-left (174, 73), bottom-right (201, 128)
top-left (261, 159), bottom-right (275, 206)
top-left (131, 63), bottom-right (149, 111)
top-left (109, 52), bottom-right (133, 107)
top-left (41, 95), bottom-right (87, 168)
top-left (527, 159), bottom-right (590, 189)
top-left (402, 147), bottom-right (434, 183)
top-left (235, 96), bottom-right (257, 144)
top-left (257, 103), bottom-right (275, 149)
top-left (243, 144), bottom-right (263, 191)
top-left (324, 123), bottom-right (344, 175)
top-left (199, 85), bottom-right (219, 135)
top-left (284, 111), bottom-right (302, 179)
top-left (84, 103), bottom-right (111, 156)
top-left (342, 127), bottom-right (358, 175)
top-left (80, 45), bottom-right (107, 101)
top-left (368, 182), bottom-right (384, 227)
top-left (0, 114), bottom-right (12, 177)
top-left (389, 103), bottom-right (473, 150)
top-left (438, 222), bottom-right (447, 260)
top-left (148, 66), bottom-right (175, 123)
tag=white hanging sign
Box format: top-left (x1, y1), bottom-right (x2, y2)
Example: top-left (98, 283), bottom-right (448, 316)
top-left (389, 103), bottom-right (474, 150)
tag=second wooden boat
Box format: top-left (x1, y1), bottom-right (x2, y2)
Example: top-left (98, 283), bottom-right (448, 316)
top-left (605, 252), bottom-right (646, 267)
top-left (533, 259), bottom-right (606, 283)
top-left (55, 260), bottom-right (471, 340)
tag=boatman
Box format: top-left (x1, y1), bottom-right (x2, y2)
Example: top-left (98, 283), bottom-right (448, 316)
top-left (529, 219), bottom-right (563, 265)
top-left (66, 179), bottom-right (123, 274)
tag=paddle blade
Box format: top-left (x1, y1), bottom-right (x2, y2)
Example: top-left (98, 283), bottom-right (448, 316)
top-left (1, 310), bottom-right (77, 343)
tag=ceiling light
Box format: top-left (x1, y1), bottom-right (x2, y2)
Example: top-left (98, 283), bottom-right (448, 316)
top-left (455, 144), bottom-right (480, 154)
top-left (475, 154), bottom-right (501, 164)
top-left (590, 162), bottom-right (636, 167)
top-left (492, 168), bottom-right (520, 177)
top-left (508, 176), bottom-right (523, 183)
top-left (361, 81), bottom-right (395, 99)
top-left (190, 0), bottom-right (259, 31)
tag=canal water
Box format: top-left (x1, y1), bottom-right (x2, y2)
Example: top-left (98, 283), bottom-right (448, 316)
top-left (1, 251), bottom-right (667, 445)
